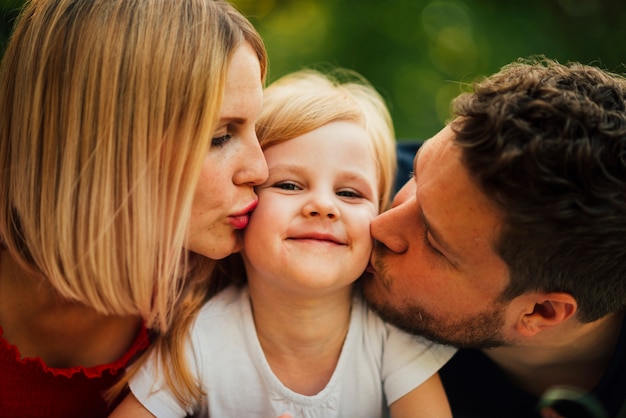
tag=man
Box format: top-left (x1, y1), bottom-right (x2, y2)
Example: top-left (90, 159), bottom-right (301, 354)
top-left (364, 58), bottom-right (626, 418)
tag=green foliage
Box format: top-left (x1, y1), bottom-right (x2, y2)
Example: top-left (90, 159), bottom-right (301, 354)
top-left (0, 0), bottom-right (22, 55)
top-left (0, 0), bottom-right (23, 10)
top-left (234, 0), bottom-right (626, 139)
top-left (2, 0), bottom-right (625, 139)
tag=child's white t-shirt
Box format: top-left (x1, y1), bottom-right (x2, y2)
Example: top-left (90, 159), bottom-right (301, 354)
top-left (129, 285), bottom-right (456, 418)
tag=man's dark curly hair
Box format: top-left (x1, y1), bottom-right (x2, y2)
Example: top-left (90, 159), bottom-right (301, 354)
top-left (451, 57), bottom-right (626, 323)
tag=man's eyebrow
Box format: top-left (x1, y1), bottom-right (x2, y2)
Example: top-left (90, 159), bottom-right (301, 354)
top-left (419, 205), bottom-right (462, 265)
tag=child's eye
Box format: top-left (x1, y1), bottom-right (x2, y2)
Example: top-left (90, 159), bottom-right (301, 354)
top-left (337, 190), bottom-right (362, 198)
top-left (274, 181), bottom-right (300, 191)
top-left (211, 133), bottom-right (232, 147)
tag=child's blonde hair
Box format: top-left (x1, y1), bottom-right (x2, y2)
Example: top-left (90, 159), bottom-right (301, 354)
top-left (257, 68), bottom-right (397, 211)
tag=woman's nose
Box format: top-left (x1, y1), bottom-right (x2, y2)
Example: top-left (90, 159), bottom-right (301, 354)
top-left (234, 132), bottom-right (269, 186)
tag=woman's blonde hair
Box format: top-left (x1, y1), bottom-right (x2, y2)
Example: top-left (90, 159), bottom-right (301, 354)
top-left (0, 0), bottom-right (265, 329)
top-left (0, 0), bottom-right (266, 404)
top-left (257, 68), bottom-right (397, 211)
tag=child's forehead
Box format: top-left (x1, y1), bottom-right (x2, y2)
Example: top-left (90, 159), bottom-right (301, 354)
top-left (264, 127), bottom-right (378, 182)
top-left (265, 122), bottom-right (376, 161)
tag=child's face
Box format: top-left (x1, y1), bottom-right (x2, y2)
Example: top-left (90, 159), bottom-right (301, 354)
top-left (243, 121), bottom-right (380, 294)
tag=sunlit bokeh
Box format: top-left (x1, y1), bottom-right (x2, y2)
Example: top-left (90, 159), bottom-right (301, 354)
top-left (2, 0), bottom-right (624, 140)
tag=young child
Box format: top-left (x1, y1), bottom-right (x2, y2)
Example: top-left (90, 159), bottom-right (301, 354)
top-left (113, 69), bottom-right (456, 417)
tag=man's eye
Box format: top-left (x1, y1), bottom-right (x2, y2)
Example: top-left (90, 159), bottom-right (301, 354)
top-left (211, 133), bottom-right (232, 147)
top-left (423, 230), bottom-right (444, 258)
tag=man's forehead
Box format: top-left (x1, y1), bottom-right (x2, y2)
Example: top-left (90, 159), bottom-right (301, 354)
top-left (413, 125), bottom-right (504, 264)
top-left (413, 125), bottom-right (457, 174)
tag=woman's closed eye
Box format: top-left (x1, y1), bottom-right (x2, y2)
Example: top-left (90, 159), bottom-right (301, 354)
top-left (211, 133), bottom-right (233, 148)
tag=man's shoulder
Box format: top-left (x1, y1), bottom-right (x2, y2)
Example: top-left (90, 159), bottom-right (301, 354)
top-left (440, 349), bottom-right (539, 418)
top-left (440, 348), bottom-right (506, 387)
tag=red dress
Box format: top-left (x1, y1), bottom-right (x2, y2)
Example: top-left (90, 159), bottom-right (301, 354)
top-left (0, 325), bottom-right (149, 418)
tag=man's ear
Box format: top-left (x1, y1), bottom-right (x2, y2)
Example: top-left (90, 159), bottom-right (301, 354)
top-left (515, 293), bottom-right (577, 337)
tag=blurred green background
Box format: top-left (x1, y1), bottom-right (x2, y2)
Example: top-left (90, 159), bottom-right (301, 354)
top-left (2, 0), bottom-right (625, 140)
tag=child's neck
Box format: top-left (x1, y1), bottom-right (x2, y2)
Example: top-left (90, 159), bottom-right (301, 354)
top-left (248, 282), bottom-right (353, 395)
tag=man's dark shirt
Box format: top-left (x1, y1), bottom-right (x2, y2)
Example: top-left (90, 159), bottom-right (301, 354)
top-left (439, 316), bottom-right (626, 417)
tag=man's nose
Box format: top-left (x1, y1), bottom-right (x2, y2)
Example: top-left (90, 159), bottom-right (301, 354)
top-left (370, 198), bottom-right (411, 254)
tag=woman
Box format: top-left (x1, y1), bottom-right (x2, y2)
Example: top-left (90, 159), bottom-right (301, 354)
top-left (0, 1), bottom-right (267, 417)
